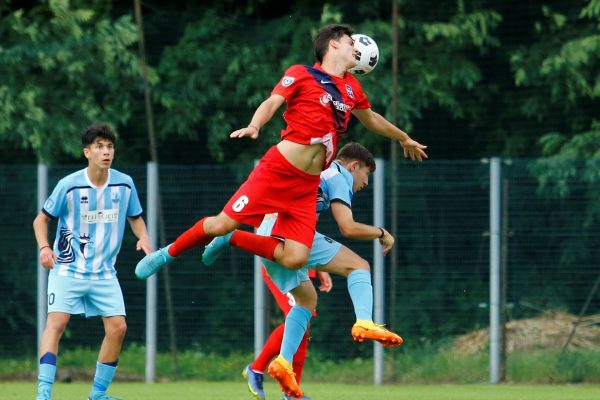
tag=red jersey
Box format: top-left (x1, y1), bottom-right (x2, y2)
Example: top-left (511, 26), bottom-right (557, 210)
top-left (271, 63), bottom-right (371, 167)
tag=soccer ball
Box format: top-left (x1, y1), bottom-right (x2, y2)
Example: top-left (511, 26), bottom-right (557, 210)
top-left (348, 34), bottom-right (379, 75)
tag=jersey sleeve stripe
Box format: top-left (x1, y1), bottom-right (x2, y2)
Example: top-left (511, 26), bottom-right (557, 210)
top-left (41, 208), bottom-right (58, 219)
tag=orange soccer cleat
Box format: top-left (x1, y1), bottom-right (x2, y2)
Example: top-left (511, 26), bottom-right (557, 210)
top-left (267, 355), bottom-right (303, 398)
top-left (351, 320), bottom-right (404, 347)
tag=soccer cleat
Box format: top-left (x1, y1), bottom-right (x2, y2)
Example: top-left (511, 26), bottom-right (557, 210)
top-left (88, 393), bottom-right (123, 400)
top-left (268, 355), bottom-right (303, 398)
top-left (135, 245), bottom-right (175, 279)
top-left (35, 385), bottom-right (52, 400)
top-left (351, 320), bottom-right (404, 347)
top-left (242, 364), bottom-right (265, 400)
top-left (282, 394), bottom-right (312, 400)
top-left (201, 232), bottom-right (233, 266)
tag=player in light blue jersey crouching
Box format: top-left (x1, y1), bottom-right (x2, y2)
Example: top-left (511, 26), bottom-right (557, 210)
top-left (32, 124), bottom-right (152, 400)
top-left (202, 142), bottom-right (403, 399)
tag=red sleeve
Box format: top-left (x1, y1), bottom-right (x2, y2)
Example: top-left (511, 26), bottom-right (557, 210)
top-left (346, 74), bottom-right (371, 109)
top-left (271, 64), bottom-right (306, 100)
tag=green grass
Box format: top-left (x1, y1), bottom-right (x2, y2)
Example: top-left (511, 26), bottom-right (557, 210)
top-left (5, 345), bottom-right (600, 384)
top-left (6, 381), bottom-right (600, 400)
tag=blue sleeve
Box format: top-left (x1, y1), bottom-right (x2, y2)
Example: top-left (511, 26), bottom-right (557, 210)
top-left (42, 180), bottom-right (67, 219)
top-left (326, 173), bottom-right (352, 208)
top-left (127, 180), bottom-right (144, 218)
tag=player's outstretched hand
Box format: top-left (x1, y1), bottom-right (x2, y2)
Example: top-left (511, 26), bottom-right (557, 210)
top-left (401, 139), bottom-right (428, 161)
top-left (230, 125), bottom-right (259, 139)
top-left (379, 228), bottom-right (395, 256)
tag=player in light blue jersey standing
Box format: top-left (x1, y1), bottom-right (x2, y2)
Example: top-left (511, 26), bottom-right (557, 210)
top-left (32, 124), bottom-right (152, 400)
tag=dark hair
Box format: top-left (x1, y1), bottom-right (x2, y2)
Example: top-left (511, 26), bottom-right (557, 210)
top-left (336, 142), bottom-right (376, 172)
top-left (314, 24), bottom-right (354, 63)
top-left (82, 124), bottom-right (116, 146)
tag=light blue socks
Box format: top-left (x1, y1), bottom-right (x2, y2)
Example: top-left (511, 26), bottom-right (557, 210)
top-left (90, 360), bottom-right (118, 396)
top-left (37, 352), bottom-right (57, 398)
top-left (280, 305), bottom-right (312, 362)
top-left (347, 269), bottom-right (373, 321)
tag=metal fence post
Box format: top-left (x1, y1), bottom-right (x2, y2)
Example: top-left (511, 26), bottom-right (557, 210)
top-left (145, 162), bottom-right (158, 382)
top-left (489, 157), bottom-right (501, 384)
top-left (37, 164), bottom-right (48, 358)
top-left (373, 158), bottom-right (385, 385)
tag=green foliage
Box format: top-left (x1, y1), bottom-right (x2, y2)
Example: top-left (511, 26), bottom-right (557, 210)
top-left (510, 1), bottom-right (600, 137)
top-left (152, 2), bottom-right (503, 163)
top-left (516, 2), bottom-right (600, 265)
top-left (0, 0), bottom-right (148, 163)
top-left (0, 0), bottom-right (597, 164)
top-left (154, 11), bottom-right (304, 163)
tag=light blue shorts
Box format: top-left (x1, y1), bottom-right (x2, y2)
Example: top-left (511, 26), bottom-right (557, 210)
top-left (47, 274), bottom-right (126, 317)
top-left (258, 218), bottom-right (342, 293)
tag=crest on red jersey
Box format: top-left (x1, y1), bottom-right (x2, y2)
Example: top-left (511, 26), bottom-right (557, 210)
top-left (282, 76), bottom-right (295, 87)
top-left (345, 84), bottom-right (354, 99)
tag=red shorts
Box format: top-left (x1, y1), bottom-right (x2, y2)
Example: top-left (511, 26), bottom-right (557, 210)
top-left (262, 266), bottom-right (317, 317)
top-left (222, 146), bottom-right (320, 248)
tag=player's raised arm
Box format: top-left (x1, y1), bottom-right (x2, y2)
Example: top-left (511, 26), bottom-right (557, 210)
top-left (230, 94), bottom-right (286, 139)
top-left (352, 108), bottom-right (428, 161)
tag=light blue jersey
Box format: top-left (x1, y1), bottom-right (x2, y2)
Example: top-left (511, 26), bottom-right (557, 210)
top-left (42, 168), bottom-right (143, 280)
top-left (317, 161), bottom-right (354, 216)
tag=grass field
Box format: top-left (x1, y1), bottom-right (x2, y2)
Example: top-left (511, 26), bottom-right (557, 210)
top-left (5, 381), bottom-right (600, 400)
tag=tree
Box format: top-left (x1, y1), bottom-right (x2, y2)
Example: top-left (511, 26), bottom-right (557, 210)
top-left (526, 1), bottom-right (600, 241)
top-left (0, 0), bottom-right (150, 163)
top-left (511, 1), bottom-right (600, 158)
top-left (153, 1), bottom-right (502, 164)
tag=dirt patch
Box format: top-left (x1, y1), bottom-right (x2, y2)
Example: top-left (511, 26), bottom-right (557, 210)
top-left (453, 311), bottom-right (600, 353)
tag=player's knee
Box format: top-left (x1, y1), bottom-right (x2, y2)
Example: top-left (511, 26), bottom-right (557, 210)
top-left (345, 257), bottom-right (370, 274)
top-left (203, 215), bottom-right (236, 236)
top-left (356, 258), bottom-right (370, 272)
top-left (282, 255), bottom-right (308, 270)
top-left (106, 319), bottom-right (127, 340)
top-left (45, 317), bottom-right (68, 335)
top-left (296, 294), bottom-right (317, 311)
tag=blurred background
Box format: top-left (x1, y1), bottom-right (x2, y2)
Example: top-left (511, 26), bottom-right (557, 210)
top-left (0, 0), bottom-right (599, 384)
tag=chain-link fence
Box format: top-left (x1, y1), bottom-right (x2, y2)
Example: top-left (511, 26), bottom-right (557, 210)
top-left (1, 159), bottom-right (598, 381)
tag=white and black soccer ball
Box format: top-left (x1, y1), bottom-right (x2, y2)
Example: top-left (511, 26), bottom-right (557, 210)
top-left (348, 34), bottom-right (379, 75)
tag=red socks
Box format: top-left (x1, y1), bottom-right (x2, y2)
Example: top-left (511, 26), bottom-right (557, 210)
top-left (250, 324), bottom-right (309, 384)
top-left (168, 218), bottom-right (210, 257)
top-left (251, 324), bottom-right (284, 372)
top-left (293, 332), bottom-right (309, 383)
top-left (230, 230), bottom-right (279, 260)
top-left (167, 218), bottom-right (280, 260)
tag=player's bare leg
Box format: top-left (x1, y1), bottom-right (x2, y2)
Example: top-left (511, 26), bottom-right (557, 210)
top-left (39, 312), bottom-right (70, 355)
top-left (271, 239), bottom-right (311, 270)
top-left (36, 312), bottom-right (70, 400)
top-left (88, 316), bottom-right (127, 400)
top-left (97, 316), bottom-right (127, 362)
top-left (319, 246), bottom-right (403, 347)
